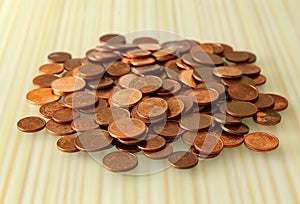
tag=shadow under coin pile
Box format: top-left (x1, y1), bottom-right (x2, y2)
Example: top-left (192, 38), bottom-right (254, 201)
top-left (17, 33), bottom-right (288, 173)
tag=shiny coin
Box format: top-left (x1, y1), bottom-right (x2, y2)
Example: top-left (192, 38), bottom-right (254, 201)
top-left (143, 144), bottom-right (173, 160)
top-left (46, 119), bottom-right (76, 135)
top-left (48, 51), bottom-right (72, 63)
top-left (226, 101), bottom-right (258, 118)
top-left (39, 101), bottom-right (65, 118)
top-left (63, 91), bottom-right (98, 109)
top-left (17, 116), bottom-right (46, 133)
top-left (56, 136), bottom-right (79, 153)
top-left (32, 74), bottom-right (59, 88)
top-left (193, 132), bottom-right (224, 155)
top-left (137, 135), bottom-right (166, 151)
top-left (129, 75), bottom-right (162, 94)
top-left (267, 94), bottom-right (288, 112)
top-left (52, 108), bottom-right (80, 123)
top-left (95, 107), bottom-right (130, 126)
top-left (26, 88), bottom-right (61, 105)
top-left (39, 63), bottom-right (64, 75)
top-left (179, 113), bottom-right (213, 131)
top-left (108, 118), bottom-right (146, 139)
top-left (244, 132), bottom-right (279, 152)
top-left (213, 66), bottom-right (243, 79)
top-left (227, 83), bottom-right (258, 101)
top-left (51, 76), bottom-right (86, 94)
top-left (137, 97), bottom-right (168, 119)
top-left (188, 88), bottom-right (219, 105)
top-left (106, 61), bottom-right (131, 77)
top-left (111, 88), bottom-right (142, 108)
top-left (71, 117), bottom-right (99, 132)
top-left (168, 151), bottom-right (198, 169)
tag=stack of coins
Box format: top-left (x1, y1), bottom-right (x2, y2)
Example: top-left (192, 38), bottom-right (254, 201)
top-left (17, 33), bottom-right (288, 172)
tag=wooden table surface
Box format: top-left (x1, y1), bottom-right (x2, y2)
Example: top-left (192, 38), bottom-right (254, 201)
top-left (0, 0), bottom-right (300, 203)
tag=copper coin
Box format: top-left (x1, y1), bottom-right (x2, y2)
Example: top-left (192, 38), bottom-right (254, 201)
top-left (46, 119), bottom-right (76, 135)
top-left (32, 74), bottom-right (59, 88)
top-left (267, 94), bottom-right (288, 111)
top-left (95, 107), bottom-right (130, 126)
top-left (181, 53), bottom-right (202, 67)
top-left (103, 151), bottom-right (138, 172)
top-left (168, 151), bottom-right (198, 169)
top-left (71, 117), bottom-right (99, 132)
top-left (138, 43), bottom-right (161, 51)
top-left (87, 78), bottom-right (114, 90)
top-left (253, 94), bottom-right (274, 110)
top-left (143, 144), bottom-right (173, 159)
top-left (213, 66), bottom-right (243, 79)
top-left (63, 91), bottom-right (98, 109)
top-left (244, 132), bottom-right (279, 152)
top-left (115, 142), bottom-right (141, 153)
top-left (26, 88), bottom-right (61, 105)
top-left (176, 57), bottom-right (193, 70)
top-left (226, 101), bottom-right (258, 118)
top-left (118, 133), bottom-right (147, 145)
top-left (190, 146), bottom-right (220, 159)
top-left (191, 52), bottom-right (224, 66)
top-left (95, 86), bottom-right (120, 100)
top-left (62, 71), bottom-right (73, 77)
top-left (75, 129), bottom-right (113, 152)
top-left (17, 116), bottom-right (46, 133)
top-left (79, 98), bottom-right (108, 114)
top-left (225, 51), bottom-right (250, 63)
top-left (39, 101), bottom-right (65, 118)
top-left (213, 112), bottom-right (242, 125)
top-left (48, 51), bottom-right (72, 63)
top-left (108, 118), bottom-right (146, 139)
top-left (176, 95), bottom-right (194, 113)
top-left (233, 64), bottom-right (261, 77)
top-left (181, 131), bottom-right (198, 145)
top-left (51, 76), bottom-right (86, 94)
top-left (106, 61), bottom-right (131, 77)
top-left (137, 97), bottom-right (168, 119)
top-left (124, 49), bottom-right (151, 58)
top-left (245, 51), bottom-right (257, 63)
top-left (188, 88), bottom-right (219, 105)
top-left (56, 136), bottom-right (79, 153)
top-left (118, 74), bottom-right (139, 88)
top-left (111, 88), bottom-right (142, 108)
top-left (179, 113), bottom-right (213, 131)
top-left (161, 40), bottom-right (191, 54)
top-left (180, 70), bottom-right (197, 88)
top-left (220, 132), bottom-right (244, 148)
top-left (222, 123), bottom-right (249, 136)
top-left (253, 109), bottom-right (281, 126)
top-left (129, 75), bottom-right (162, 94)
top-left (88, 51), bottom-right (120, 63)
top-left (220, 43), bottom-right (234, 56)
top-left (131, 105), bottom-right (166, 124)
top-left (227, 84), bottom-right (259, 101)
top-left (131, 64), bottom-right (162, 75)
top-left (221, 76), bottom-right (256, 87)
top-left (190, 44), bottom-right (213, 54)
top-left (52, 108), bottom-right (80, 123)
top-left (252, 74), bottom-right (266, 86)
top-left (132, 37), bottom-right (159, 44)
top-left (131, 57), bottom-right (155, 66)
top-left (193, 67), bottom-right (220, 83)
top-left (152, 48), bottom-right (175, 58)
top-left (106, 43), bottom-right (138, 51)
top-left (193, 132), bottom-right (224, 154)
top-left (206, 43), bottom-right (224, 55)
top-left (152, 121), bottom-right (185, 138)
top-left (63, 58), bottom-right (83, 71)
top-left (78, 64), bottom-right (105, 79)
top-left (196, 82), bottom-right (226, 96)
top-left (99, 33), bottom-right (126, 44)
top-left (166, 97), bottom-right (184, 119)
top-left (137, 135), bottom-right (166, 151)
top-left (164, 61), bottom-right (181, 80)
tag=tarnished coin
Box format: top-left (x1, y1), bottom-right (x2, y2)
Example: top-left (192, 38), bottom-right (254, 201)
top-left (129, 75), bottom-right (162, 94)
top-left (71, 117), bottom-right (99, 132)
top-left (103, 151), bottom-right (138, 172)
top-left (51, 76), bottom-right (86, 94)
top-left (220, 132), bottom-right (244, 148)
top-left (253, 94), bottom-right (274, 110)
top-left (225, 51), bottom-right (250, 63)
top-left (95, 107), bottom-right (130, 126)
top-left (108, 118), bottom-right (146, 139)
top-left (193, 132), bottom-right (224, 155)
top-left (267, 94), bottom-right (288, 112)
top-left (39, 101), bottom-right (65, 118)
top-left (253, 109), bottom-right (281, 126)
top-left (26, 88), bottom-right (61, 105)
top-left (188, 88), bottom-right (219, 105)
top-left (52, 108), bottom-right (80, 123)
top-left (46, 119), bottom-right (76, 135)
top-left (137, 135), bottom-right (166, 151)
top-left (56, 136), bottom-right (79, 153)
top-left (75, 129), bottom-right (113, 152)
top-left (252, 74), bottom-right (266, 86)
top-left (213, 66), bottom-right (243, 79)
top-left (244, 132), bottom-right (279, 152)
top-left (226, 101), bottom-right (258, 118)
top-left (179, 113), bottom-right (213, 131)
top-left (48, 51), bottom-right (72, 63)
top-left (111, 88), bottom-right (142, 108)
top-left (17, 116), bottom-right (46, 133)
top-left (168, 151), bottom-right (198, 169)
top-left (106, 61), bottom-right (131, 77)
top-left (39, 63), bottom-right (64, 75)
top-left (227, 84), bottom-right (259, 101)
top-left (63, 91), bottom-right (98, 109)
top-left (115, 142), bottom-right (141, 153)
top-left (143, 144), bottom-right (173, 159)
top-left (137, 97), bottom-right (168, 119)
top-left (33, 74), bottom-right (59, 88)
top-left (222, 123), bottom-right (249, 136)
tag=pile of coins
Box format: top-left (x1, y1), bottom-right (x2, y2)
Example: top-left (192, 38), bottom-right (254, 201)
top-left (17, 33), bottom-right (288, 172)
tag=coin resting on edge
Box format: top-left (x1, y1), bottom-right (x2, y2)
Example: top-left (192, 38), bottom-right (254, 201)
top-left (17, 116), bottom-right (46, 133)
top-left (103, 151), bottom-right (138, 172)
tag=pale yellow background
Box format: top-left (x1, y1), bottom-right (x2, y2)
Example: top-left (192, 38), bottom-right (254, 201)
top-left (0, 0), bottom-right (300, 204)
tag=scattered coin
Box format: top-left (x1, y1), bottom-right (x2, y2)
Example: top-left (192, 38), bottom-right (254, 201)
top-left (179, 113), bottom-right (213, 131)
top-left (95, 107), bottom-right (130, 126)
top-left (213, 66), bottom-right (243, 79)
top-left (103, 151), bottom-right (138, 172)
top-left (253, 94), bottom-right (274, 110)
top-left (111, 88), bottom-right (142, 108)
top-left (71, 117), bottom-right (99, 132)
top-left (222, 123), bottom-right (249, 136)
top-left (56, 136), bottom-right (79, 153)
top-left (32, 74), bottom-right (59, 88)
top-left (226, 101), bottom-right (258, 118)
top-left (45, 119), bottom-right (76, 135)
top-left (39, 63), bottom-right (64, 75)
top-left (193, 132), bottom-right (224, 155)
top-left (52, 108), bottom-right (80, 123)
top-left (267, 94), bottom-right (288, 112)
top-left (48, 51), bottom-right (72, 63)
top-left (51, 76), bottom-right (86, 95)
top-left (26, 88), bottom-right (61, 105)
top-left (168, 151), bottom-right (198, 169)
top-left (227, 83), bottom-right (259, 101)
top-left (253, 109), bottom-right (281, 126)
top-left (137, 135), bottom-right (166, 151)
top-left (219, 132), bottom-right (244, 148)
top-left (106, 61), bottom-right (131, 77)
top-left (63, 91), bottom-right (98, 109)
top-left (143, 144), bottom-right (173, 159)
top-left (39, 101), bottom-right (65, 118)
top-left (17, 116), bottom-right (46, 133)
top-left (225, 51), bottom-right (249, 63)
top-left (129, 75), bottom-right (162, 94)
top-left (244, 132), bottom-right (279, 152)
top-left (137, 97), bottom-right (168, 119)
